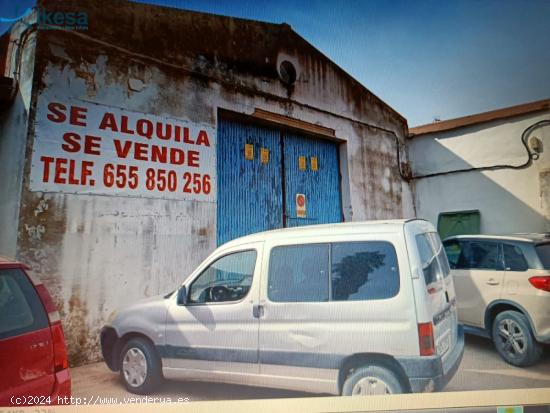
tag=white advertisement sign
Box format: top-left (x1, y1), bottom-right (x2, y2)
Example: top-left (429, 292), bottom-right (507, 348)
top-left (29, 98), bottom-right (216, 202)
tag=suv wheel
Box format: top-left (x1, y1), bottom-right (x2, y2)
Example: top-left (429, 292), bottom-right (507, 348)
top-left (492, 310), bottom-right (542, 367)
top-left (120, 338), bottom-right (163, 394)
top-left (342, 365), bottom-right (405, 396)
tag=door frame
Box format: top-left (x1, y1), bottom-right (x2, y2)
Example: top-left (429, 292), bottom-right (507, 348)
top-left (217, 109), bottom-right (349, 232)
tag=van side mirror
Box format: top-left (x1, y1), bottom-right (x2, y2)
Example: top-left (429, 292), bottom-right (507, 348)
top-left (176, 286), bottom-right (187, 306)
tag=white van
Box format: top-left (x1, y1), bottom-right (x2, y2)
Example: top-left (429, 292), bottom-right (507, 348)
top-left (101, 219), bottom-right (464, 396)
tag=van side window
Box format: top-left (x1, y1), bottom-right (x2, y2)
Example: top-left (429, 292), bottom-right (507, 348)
top-left (503, 244), bottom-right (528, 271)
top-left (0, 269), bottom-right (49, 340)
top-left (331, 242), bottom-right (399, 301)
top-left (188, 250), bottom-right (257, 304)
top-left (268, 244), bottom-right (329, 302)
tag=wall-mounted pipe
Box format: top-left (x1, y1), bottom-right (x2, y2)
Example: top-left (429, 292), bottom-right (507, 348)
top-left (407, 119), bottom-right (550, 181)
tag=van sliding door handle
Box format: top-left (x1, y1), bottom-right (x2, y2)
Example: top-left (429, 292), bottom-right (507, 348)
top-left (252, 305), bottom-right (264, 318)
top-left (486, 279), bottom-right (499, 286)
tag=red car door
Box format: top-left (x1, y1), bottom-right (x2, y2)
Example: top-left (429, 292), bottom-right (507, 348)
top-left (0, 267), bottom-right (55, 405)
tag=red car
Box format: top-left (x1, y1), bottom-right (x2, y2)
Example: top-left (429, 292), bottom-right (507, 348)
top-left (0, 257), bottom-right (70, 406)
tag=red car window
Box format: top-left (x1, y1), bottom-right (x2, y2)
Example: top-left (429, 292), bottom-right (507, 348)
top-left (0, 269), bottom-right (49, 340)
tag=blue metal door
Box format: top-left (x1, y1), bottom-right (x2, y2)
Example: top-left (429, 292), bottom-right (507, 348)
top-left (217, 118), bottom-right (342, 245)
top-left (217, 119), bottom-right (283, 245)
top-left (283, 132), bottom-right (342, 227)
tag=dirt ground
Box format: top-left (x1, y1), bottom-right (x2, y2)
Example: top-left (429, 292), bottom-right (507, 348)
top-left (71, 335), bottom-right (550, 403)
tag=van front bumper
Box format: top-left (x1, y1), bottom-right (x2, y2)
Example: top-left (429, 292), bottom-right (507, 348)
top-left (397, 325), bottom-right (464, 393)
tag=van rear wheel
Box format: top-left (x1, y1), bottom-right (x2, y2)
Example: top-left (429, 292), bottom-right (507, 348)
top-left (342, 365), bottom-right (405, 396)
top-left (492, 310), bottom-right (542, 367)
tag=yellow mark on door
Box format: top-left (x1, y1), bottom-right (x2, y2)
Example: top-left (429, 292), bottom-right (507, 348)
top-left (311, 156), bottom-right (318, 171)
top-left (298, 156), bottom-right (307, 171)
top-left (260, 148), bottom-right (269, 164)
top-left (245, 144), bottom-right (254, 160)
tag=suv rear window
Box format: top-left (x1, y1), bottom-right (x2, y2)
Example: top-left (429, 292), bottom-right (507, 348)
top-left (536, 243), bottom-right (550, 269)
top-left (0, 269), bottom-right (49, 339)
top-left (503, 244), bottom-right (528, 271)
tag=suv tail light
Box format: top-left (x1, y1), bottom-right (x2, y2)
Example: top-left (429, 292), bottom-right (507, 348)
top-left (418, 322), bottom-right (435, 356)
top-left (529, 276), bottom-right (550, 292)
top-left (34, 283), bottom-right (69, 372)
top-left (51, 322), bottom-right (69, 372)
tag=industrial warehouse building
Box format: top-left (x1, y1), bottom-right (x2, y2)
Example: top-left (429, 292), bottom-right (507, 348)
top-left (0, 0), bottom-right (414, 364)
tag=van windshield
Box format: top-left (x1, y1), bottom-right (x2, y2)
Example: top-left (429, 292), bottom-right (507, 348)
top-left (415, 232), bottom-right (450, 288)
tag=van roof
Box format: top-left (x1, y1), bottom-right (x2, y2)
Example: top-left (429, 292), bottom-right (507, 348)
top-left (221, 219), bottom-right (427, 247)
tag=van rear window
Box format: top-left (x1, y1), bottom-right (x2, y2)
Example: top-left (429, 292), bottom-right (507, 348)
top-left (267, 241), bottom-right (399, 303)
top-left (536, 243), bottom-right (550, 269)
top-left (415, 232), bottom-right (449, 287)
top-left (331, 241), bottom-right (399, 301)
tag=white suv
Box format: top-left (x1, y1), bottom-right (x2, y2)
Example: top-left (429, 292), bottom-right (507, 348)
top-left (444, 234), bottom-right (550, 366)
top-left (101, 219), bottom-right (464, 396)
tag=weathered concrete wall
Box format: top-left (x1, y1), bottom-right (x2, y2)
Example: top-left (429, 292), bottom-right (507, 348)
top-left (409, 111), bottom-right (550, 234)
top-left (0, 18), bottom-right (37, 258)
top-left (10, 0), bottom-right (414, 364)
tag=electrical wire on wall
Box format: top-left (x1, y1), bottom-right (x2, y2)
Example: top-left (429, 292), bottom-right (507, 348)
top-left (400, 119), bottom-right (550, 181)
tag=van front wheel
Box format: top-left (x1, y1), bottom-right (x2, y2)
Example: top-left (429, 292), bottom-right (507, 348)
top-left (342, 365), bottom-right (405, 396)
top-left (119, 337), bottom-right (163, 394)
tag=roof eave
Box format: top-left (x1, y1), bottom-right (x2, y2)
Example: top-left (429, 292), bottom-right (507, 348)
top-left (408, 98), bottom-right (550, 138)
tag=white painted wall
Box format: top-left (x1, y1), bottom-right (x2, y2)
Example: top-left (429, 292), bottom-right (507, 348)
top-left (409, 111), bottom-right (550, 235)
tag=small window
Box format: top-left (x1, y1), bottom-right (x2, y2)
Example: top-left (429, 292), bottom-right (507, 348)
top-left (0, 269), bottom-right (49, 340)
top-left (460, 241), bottom-right (501, 270)
top-left (268, 244), bottom-right (329, 302)
top-left (437, 210), bottom-right (480, 240)
top-left (503, 244), bottom-right (528, 271)
top-left (331, 241), bottom-right (399, 301)
top-left (188, 250), bottom-right (257, 304)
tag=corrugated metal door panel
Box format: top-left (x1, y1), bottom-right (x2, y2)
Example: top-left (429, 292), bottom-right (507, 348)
top-left (283, 132), bottom-right (342, 227)
top-left (217, 119), bottom-right (283, 245)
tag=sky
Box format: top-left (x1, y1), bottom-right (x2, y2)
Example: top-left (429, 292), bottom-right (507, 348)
top-left (1, 0), bottom-right (549, 126)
